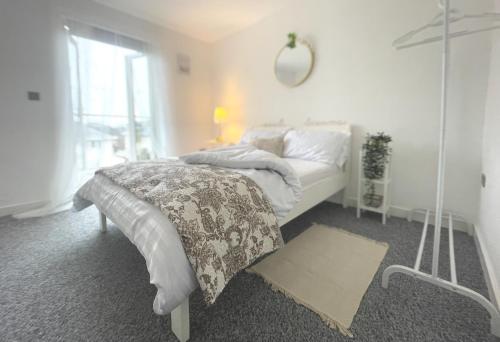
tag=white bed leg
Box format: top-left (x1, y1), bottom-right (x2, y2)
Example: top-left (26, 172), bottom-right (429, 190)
top-left (171, 298), bottom-right (190, 342)
top-left (99, 211), bottom-right (107, 233)
top-left (342, 188), bottom-right (349, 208)
top-left (407, 209), bottom-right (414, 222)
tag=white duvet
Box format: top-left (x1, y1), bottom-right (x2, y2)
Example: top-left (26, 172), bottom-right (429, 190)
top-left (181, 145), bottom-right (302, 219)
top-left (74, 145), bottom-right (302, 315)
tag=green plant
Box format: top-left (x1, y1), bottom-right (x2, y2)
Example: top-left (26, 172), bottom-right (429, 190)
top-left (286, 32), bottom-right (297, 49)
top-left (362, 132), bottom-right (392, 207)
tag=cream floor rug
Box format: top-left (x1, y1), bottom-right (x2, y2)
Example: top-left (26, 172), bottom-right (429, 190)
top-left (249, 224), bottom-right (388, 337)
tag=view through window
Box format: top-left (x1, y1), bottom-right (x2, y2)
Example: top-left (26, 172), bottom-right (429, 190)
top-left (66, 23), bottom-right (154, 174)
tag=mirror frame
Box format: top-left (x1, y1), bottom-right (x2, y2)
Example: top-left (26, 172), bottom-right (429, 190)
top-left (274, 39), bottom-right (315, 88)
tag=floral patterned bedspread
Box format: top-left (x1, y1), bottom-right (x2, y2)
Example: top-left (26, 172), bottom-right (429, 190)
top-left (97, 160), bottom-right (283, 304)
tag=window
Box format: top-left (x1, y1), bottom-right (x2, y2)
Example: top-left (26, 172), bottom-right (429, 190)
top-left (66, 21), bottom-right (154, 173)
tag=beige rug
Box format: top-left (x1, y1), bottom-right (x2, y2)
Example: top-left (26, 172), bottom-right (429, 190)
top-left (249, 224), bottom-right (388, 337)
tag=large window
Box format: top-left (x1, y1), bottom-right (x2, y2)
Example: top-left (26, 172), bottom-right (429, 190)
top-left (66, 21), bottom-right (154, 172)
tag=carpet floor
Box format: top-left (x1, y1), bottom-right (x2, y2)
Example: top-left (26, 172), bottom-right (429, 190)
top-left (0, 203), bottom-right (498, 342)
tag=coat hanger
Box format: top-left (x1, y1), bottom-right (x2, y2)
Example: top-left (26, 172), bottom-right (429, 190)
top-left (393, 0), bottom-right (500, 50)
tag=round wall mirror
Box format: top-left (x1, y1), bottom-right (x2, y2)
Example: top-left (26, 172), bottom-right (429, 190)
top-left (274, 40), bottom-right (314, 87)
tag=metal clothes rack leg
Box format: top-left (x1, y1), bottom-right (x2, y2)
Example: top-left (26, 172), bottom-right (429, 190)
top-left (382, 0), bottom-right (500, 337)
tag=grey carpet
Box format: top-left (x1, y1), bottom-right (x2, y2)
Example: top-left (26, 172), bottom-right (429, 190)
top-left (0, 203), bottom-right (498, 342)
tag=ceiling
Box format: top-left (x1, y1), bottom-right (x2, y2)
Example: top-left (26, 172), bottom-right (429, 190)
top-left (94, 0), bottom-right (295, 43)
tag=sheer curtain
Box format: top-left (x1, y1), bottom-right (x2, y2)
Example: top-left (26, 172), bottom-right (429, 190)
top-left (66, 20), bottom-right (155, 178)
top-left (17, 17), bottom-right (165, 217)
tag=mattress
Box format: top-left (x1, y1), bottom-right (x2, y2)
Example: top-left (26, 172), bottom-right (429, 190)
top-left (74, 158), bottom-right (302, 315)
top-left (74, 157), bottom-right (344, 315)
top-left (74, 174), bottom-right (197, 315)
top-left (283, 158), bottom-right (341, 187)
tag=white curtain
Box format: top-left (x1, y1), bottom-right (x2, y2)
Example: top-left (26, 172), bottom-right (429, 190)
top-left (66, 20), bottom-right (155, 167)
top-left (16, 16), bottom-right (167, 218)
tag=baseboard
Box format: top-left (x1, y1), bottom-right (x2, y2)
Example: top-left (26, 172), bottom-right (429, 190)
top-left (328, 196), bottom-right (471, 234)
top-left (473, 224), bottom-right (500, 309)
top-left (0, 200), bottom-right (48, 218)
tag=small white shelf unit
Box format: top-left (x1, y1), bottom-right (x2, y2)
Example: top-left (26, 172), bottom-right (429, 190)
top-left (357, 150), bottom-right (392, 224)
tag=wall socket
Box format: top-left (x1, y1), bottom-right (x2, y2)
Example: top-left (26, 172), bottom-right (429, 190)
top-left (481, 173), bottom-right (486, 188)
top-left (27, 91), bottom-right (40, 101)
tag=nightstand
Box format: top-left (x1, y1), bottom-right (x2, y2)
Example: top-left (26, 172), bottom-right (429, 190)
top-left (198, 140), bottom-right (230, 151)
top-left (356, 150), bottom-right (392, 224)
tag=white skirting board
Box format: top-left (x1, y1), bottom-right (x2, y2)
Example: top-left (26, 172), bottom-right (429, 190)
top-left (473, 225), bottom-right (500, 309)
top-left (339, 196), bottom-right (472, 234)
top-left (0, 200), bottom-right (47, 218)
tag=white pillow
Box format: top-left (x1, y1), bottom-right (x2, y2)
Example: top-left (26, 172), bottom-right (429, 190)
top-left (283, 129), bottom-right (351, 167)
top-left (240, 127), bottom-right (291, 144)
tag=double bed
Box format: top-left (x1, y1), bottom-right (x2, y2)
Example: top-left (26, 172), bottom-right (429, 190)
top-left (74, 121), bottom-right (351, 342)
top-left (280, 158), bottom-right (350, 225)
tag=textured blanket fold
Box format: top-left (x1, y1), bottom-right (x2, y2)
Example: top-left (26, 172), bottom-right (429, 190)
top-left (181, 144), bottom-right (302, 203)
top-left (97, 160), bottom-right (284, 304)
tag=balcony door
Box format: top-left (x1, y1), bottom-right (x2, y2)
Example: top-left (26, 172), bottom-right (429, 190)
top-left (66, 21), bottom-right (154, 174)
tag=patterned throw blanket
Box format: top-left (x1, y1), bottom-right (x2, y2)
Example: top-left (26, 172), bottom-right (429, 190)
top-left (97, 161), bottom-right (284, 304)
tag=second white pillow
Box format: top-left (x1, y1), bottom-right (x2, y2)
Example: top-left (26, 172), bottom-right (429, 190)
top-left (283, 129), bottom-right (350, 167)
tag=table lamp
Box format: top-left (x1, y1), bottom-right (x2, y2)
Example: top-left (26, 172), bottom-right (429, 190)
top-left (213, 107), bottom-right (228, 143)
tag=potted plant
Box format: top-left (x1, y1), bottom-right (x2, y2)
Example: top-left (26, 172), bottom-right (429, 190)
top-left (286, 32), bottom-right (297, 48)
top-left (362, 132), bottom-right (392, 208)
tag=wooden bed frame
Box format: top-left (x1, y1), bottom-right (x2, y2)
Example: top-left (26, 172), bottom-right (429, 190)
top-left (98, 122), bottom-right (352, 342)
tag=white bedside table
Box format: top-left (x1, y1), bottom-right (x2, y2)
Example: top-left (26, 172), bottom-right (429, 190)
top-left (198, 140), bottom-right (231, 151)
top-left (356, 150), bottom-right (392, 224)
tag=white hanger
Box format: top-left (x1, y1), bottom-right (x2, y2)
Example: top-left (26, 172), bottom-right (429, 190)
top-left (393, 0), bottom-right (500, 50)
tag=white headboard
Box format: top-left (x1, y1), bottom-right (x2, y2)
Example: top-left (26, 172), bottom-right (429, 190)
top-left (302, 118), bottom-right (351, 135)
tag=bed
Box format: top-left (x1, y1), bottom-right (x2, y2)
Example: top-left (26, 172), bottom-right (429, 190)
top-left (280, 158), bottom-right (349, 225)
top-left (74, 121), bottom-right (351, 342)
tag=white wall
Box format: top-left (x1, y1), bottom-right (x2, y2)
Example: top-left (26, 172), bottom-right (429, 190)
top-left (0, 0), bottom-right (54, 211)
top-left (478, 0), bottom-right (500, 302)
top-left (0, 0), bottom-right (214, 213)
top-left (1, 0), bottom-right (495, 224)
top-left (211, 0), bottom-right (493, 224)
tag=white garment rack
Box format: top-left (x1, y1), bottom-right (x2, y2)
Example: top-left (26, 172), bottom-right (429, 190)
top-left (382, 0), bottom-right (500, 337)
